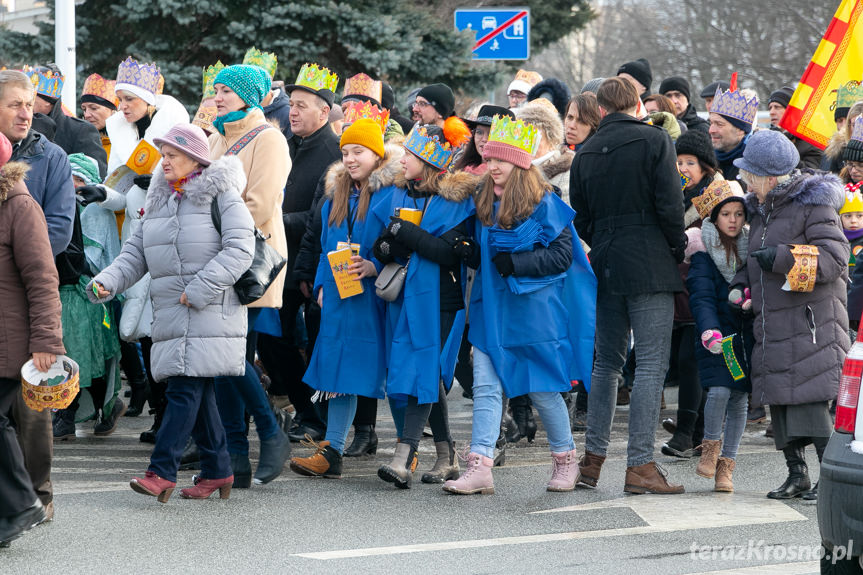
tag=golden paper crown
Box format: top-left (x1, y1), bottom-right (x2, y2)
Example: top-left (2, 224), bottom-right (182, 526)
top-left (404, 126), bottom-right (455, 170)
top-left (116, 57), bottom-right (162, 96)
top-left (343, 73), bottom-right (382, 105)
top-left (837, 80), bottom-right (863, 110)
top-left (841, 189), bottom-right (863, 215)
top-left (243, 47), bottom-right (278, 79)
top-left (22, 66), bottom-right (64, 99)
top-left (201, 61), bottom-right (226, 99)
top-left (342, 100), bottom-right (389, 134)
top-left (488, 115), bottom-right (539, 155)
top-left (294, 63), bottom-right (339, 93)
top-left (82, 73), bottom-right (118, 107)
top-left (692, 179), bottom-right (746, 220)
top-left (192, 104), bottom-right (218, 133)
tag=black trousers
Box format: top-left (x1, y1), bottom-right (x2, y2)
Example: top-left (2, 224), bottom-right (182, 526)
top-left (1, 378), bottom-right (38, 516)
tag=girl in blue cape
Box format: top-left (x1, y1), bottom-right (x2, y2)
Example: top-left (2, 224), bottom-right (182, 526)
top-left (372, 121), bottom-right (477, 489)
top-left (443, 115), bottom-right (597, 496)
top-left (289, 119), bottom-right (400, 479)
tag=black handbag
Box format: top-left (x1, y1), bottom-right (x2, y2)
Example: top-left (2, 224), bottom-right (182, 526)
top-left (211, 197), bottom-right (287, 305)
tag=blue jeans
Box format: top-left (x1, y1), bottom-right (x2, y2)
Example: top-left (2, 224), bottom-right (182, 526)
top-left (703, 386), bottom-right (748, 460)
top-left (325, 395), bottom-right (358, 453)
top-left (585, 291), bottom-right (674, 467)
top-left (214, 308), bottom-right (278, 456)
top-left (470, 349), bottom-right (575, 458)
top-left (149, 376), bottom-right (231, 482)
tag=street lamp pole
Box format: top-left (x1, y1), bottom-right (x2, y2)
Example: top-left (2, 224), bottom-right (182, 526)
top-left (55, 0), bottom-right (76, 110)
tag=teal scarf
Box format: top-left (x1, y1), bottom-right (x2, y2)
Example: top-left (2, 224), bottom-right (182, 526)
top-left (213, 110), bottom-right (249, 136)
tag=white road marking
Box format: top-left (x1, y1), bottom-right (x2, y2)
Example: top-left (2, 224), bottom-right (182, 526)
top-left (293, 492), bottom-right (807, 560)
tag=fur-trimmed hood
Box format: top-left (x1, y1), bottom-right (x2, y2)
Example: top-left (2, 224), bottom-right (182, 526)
top-left (824, 130), bottom-right (849, 162)
top-left (393, 169), bottom-right (480, 204)
top-left (324, 144), bottom-right (404, 200)
top-left (0, 161), bottom-right (28, 203)
top-left (145, 155), bottom-right (247, 212)
top-left (536, 149), bottom-right (574, 181)
top-left (744, 169), bottom-right (844, 214)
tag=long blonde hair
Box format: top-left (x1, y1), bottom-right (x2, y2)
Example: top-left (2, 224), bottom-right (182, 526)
top-left (475, 164), bottom-right (552, 228)
top-left (328, 157), bottom-right (383, 227)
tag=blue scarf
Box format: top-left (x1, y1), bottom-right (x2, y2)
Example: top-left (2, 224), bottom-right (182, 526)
top-left (212, 110), bottom-right (249, 136)
top-left (715, 133), bottom-right (750, 165)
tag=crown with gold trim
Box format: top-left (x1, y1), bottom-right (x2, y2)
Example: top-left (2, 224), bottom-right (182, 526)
top-left (342, 100), bottom-right (389, 134)
top-left (22, 65), bottom-right (64, 99)
top-left (343, 73), bottom-right (382, 105)
top-left (841, 187), bottom-right (863, 215)
top-left (201, 61), bottom-right (226, 99)
top-left (487, 115), bottom-right (540, 155)
top-left (712, 86), bottom-right (759, 126)
top-left (693, 179), bottom-right (746, 220)
top-left (837, 80), bottom-right (863, 110)
top-left (116, 57), bottom-right (162, 97)
top-left (404, 125), bottom-right (456, 170)
top-left (81, 74), bottom-right (118, 107)
top-left (293, 63), bottom-right (338, 93)
top-left (243, 47), bottom-right (277, 80)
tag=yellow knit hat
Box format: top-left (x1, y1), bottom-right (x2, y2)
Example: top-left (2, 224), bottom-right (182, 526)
top-left (339, 118), bottom-right (384, 158)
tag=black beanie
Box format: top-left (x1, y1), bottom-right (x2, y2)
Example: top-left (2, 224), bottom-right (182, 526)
top-left (659, 77), bottom-right (691, 101)
top-left (675, 130), bottom-right (719, 171)
top-left (768, 86), bottom-right (795, 109)
top-left (617, 58), bottom-right (652, 91)
top-left (845, 140), bottom-right (863, 163)
top-left (836, 107), bottom-right (851, 122)
top-left (417, 83), bottom-right (455, 118)
top-left (700, 81), bottom-right (731, 99)
top-left (380, 83), bottom-right (395, 111)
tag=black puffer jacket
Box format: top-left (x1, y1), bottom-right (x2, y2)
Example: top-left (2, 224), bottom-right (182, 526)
top-left (732, 171), bottom-right (850, 407)
top-left (47, 101), bottom-right (108, 178)
top-left (679, 104), bottom-right (709, 134)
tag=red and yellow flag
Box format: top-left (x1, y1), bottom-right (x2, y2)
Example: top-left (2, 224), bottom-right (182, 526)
top-left (781, 0), bottom-right (863, 149)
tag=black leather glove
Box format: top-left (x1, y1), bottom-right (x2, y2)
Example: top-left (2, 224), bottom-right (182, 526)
top-left (492, 252), bottom-right (515, 277)
top-left (76, 184), bottom-right (107, 206)
top-left (133, 174), bottom-right (152, 190)
top-left (387, 216), bottom-right (426, 250)
top-left (452, 236), bottom-right (476, 262)
top-left (373, 232), bottom-right (411, 263)
top-left (751, 246), bottom-right (777, 272)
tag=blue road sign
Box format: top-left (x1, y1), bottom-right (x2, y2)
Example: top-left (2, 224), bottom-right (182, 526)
top-left (454, 8), bottom-right (530, 61)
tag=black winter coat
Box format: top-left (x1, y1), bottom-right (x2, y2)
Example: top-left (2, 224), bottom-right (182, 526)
top-left (263, 89), bottom-right (293, 141)
top-left (284, 124), bottom-right (340, 289)
top-left (570, 113), bottom-right (687, 294)
top-left (679, 105), bottom-right (709, 134)
top-left (47, 101), bottom-right (107, 178)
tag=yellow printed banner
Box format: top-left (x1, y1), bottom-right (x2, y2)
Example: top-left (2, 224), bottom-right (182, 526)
top-left (780, 0), bottom-right (863, 149)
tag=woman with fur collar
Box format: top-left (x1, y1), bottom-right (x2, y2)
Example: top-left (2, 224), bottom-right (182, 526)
top-left (373, 122), bottom-right (477, 489)
top-left (89, 124), bottom-right (255, 503)
top-left (516, 101), bottom-right (574, 202)
top-left (732, 130), bottom-right (849, 501)
top-left (288, 120), bottom-right (401, 480)
top-left (822, 101), bottom-right (863, 175)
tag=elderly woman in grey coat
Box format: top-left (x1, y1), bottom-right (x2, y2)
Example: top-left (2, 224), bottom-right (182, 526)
top-left (89, 124), bottom-right (254, 503)
top-left (731, 129), bottom-right (849, 502)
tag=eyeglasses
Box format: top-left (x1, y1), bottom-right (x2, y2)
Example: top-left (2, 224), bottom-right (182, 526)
top-left (413, 99), bottom-right (432, 109)
top-left (846, 161), bottom-right (863, 172)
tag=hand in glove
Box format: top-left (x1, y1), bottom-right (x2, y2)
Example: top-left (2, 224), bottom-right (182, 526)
top-left (701, 329), bottom-right (724, 354)
top-left (387, 216), bottom-right (425, 250)
top-left (76, 184), bottom-right (107, 206)
top-left (751, 246), bottom-right (777, 272)
top-left (492, 252), bottom-right (514, 277)
top-left (133, 174), bottom-right (152, 190)
top-left (728, 285), bottom-right (752, 313)
top-left (452, 236), bottom-right (476, 262)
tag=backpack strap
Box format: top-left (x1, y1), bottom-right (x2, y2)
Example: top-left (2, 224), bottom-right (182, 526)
top-left (226, 124), bottom-right (271, 156)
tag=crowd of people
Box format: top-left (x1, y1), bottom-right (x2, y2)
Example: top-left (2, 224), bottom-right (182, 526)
top-left (1, 47), bottom-right (863, 547)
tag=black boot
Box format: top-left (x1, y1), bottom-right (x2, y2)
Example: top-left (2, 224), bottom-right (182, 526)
top-left (140, 380), bottom-right (166, 444)
top-left (120, 341), bottom-right (149, 417)
top-left (662, 409), bottom-right (698, 458)
top-left (139, 402), bottom-right (164, 444)
top-left (178, 437), bottom-right (200, 470)
top-left (344, 425), bottom-right (378, 457)
top-left (767, 443), bottom-right (811, 499)
top-left (53, 405), bottom-right (77, 441)
top-left (803, 438), bottom-right (827, 501)
top-left (230, 452), bottom-right (252, 488)
top-left (510, 398), bottom-right (537, 443)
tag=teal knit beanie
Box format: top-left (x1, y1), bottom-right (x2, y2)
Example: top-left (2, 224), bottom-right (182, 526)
top-left (214, 64), bottom-right (270, 109)
top-left (68, 153), bottom-right (101, 185)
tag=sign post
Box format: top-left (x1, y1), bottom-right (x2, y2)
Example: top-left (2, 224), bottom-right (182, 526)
top-left (454, 8), bottom-right (530, 61)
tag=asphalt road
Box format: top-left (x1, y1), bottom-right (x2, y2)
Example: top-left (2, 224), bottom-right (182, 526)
top-left (1, 385), bottom-right (827, 575)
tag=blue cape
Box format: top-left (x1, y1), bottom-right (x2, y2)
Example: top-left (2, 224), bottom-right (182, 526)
top-left (373, 188), bottom-right (475, 405)
top-left (469, 192), bottom-right (596, 397)
top-left (303, 186), bottom-right (396, 399)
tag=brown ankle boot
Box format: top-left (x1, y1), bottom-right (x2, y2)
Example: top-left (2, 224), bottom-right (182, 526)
top-left (714, 457), bottom-right (735, 492)
top-left (696, 439), bottom-right (721, 478)
top-left (624, 462), bottom-right (685, 494)
top-left (576, 451), bottom-right (606, 488)
top-left (289, 436), bottom-right (342, 478)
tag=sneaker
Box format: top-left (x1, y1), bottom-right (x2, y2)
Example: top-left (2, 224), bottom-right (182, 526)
top-left (94, 399), bottom-right (126, 436)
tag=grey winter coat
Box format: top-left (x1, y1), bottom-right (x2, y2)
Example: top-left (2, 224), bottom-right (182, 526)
top-left (87, 156), bottom-right (255, 381)
top-left (732, 171), bottom-right (850, 407)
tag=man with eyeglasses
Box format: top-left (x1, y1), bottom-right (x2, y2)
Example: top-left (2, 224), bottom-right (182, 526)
top-left (412, 83), bottom-right (455, 129)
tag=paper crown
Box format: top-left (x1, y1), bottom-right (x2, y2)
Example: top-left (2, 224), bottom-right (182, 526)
top-left (841, 188), bottom-right (863, 215)
top-left (852, 115), bottom-right (863, 143)
top-left (22, 66), bottom-right (64, 99)
top-left (514, 69), bottom-right (542, 86)
top-left (82, 73), bottom-right (118, 106)
top-left (712, 85), bottom-right (759, 126)
top-left (692, 179), bottom-right (746, 220)
top-left (294, 63), bottom-right (339, 94)
top-left (343, 73), bottom-right (382, 105)
top-left (243, 47), bottom-right (277, 80)
top-left (404, 126), bottom-right (456, 170)
top-left (201, 61), bottom-right (226, 99)
top-left (487, 115), bottom-right (540, 155)
top-left (116, 57), bottom-right (162, 97)
top-left (342, 100), bottom-right (389, 134)
top-left (837, 80), bottom-right (863, 110)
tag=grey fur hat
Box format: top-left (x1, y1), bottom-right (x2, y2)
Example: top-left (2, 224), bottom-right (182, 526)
top-left (733, 130), bottom-right (800, 176)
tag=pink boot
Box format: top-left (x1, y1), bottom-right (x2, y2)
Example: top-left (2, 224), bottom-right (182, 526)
top-left (442, 452), bottom-right (494, 495)
top-left (547, 448), bottom-right (579, 492)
